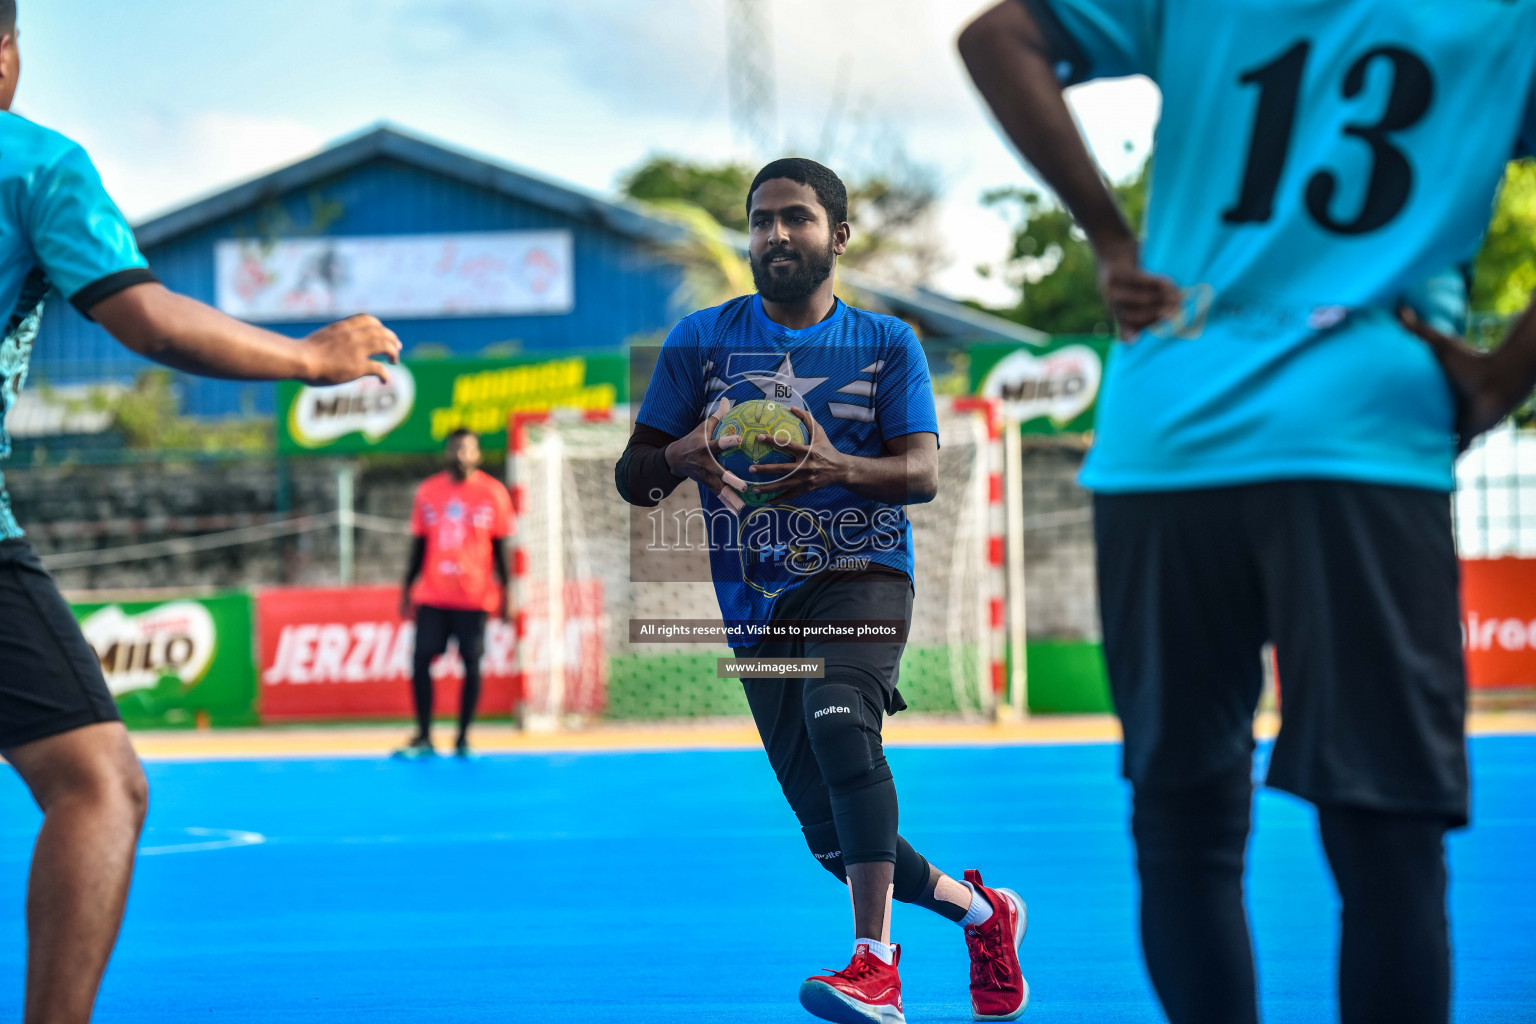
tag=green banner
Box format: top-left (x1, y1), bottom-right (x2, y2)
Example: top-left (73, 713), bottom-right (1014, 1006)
top-left (69, 592), bottom-right (258, 728)
top-left (277, 353), bottom-right (628, 455)
top-left (968, 335), bottom-right (1114, 436)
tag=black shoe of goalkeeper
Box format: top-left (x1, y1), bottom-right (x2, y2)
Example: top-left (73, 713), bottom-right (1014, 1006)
top-left (393, 737), bottom-right (437, 760)
top-left (454, 739), bottom-right (475, 759)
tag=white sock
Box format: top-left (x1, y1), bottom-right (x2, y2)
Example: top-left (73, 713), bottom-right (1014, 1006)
top-left (958, 881), bottom-right (995, 927)
top-left (856, 938), bottom-right (895, 965)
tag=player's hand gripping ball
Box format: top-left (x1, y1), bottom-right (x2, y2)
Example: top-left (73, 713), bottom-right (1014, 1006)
top-left (712, 399), bottom-right (809, 506)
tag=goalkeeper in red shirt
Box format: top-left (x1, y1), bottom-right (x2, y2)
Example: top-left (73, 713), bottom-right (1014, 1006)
top-left (397, 429), bottom-right (514, 758)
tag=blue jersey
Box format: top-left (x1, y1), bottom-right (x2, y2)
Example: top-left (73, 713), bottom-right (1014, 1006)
top-left (636, 294), bottom-right (940, 633)
top-left (1020, 0), bottom-right (1536, 493)
top-left (1, 112), bottom-right (154, 538)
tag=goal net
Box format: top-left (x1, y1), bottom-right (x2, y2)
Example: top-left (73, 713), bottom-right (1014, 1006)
top-left (509, 406), bottom-right (994, 726)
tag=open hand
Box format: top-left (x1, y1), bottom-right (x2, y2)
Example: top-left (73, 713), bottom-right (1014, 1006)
top-left (1097, 243), bottom-right (1182, 340)
top-left (301, 315), bottom-right (403, 385)
top-left (1399, 306), bottom-right (1524, 452)
top-left (748, 405), bottom-right (847, 505)
top-left (664, 397), bottom-right (748, 513)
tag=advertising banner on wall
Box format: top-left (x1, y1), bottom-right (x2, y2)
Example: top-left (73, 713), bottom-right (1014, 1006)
top-left (968, 336), bottom-right (1113, 436)
top-left (1462, 558), bottom-right (1536, 689)
top-left (256, 583), bottom-right (606, 720)
top-left (69, 591), bottom-right (259, 728)
top-left (276, 353), bottom-right (626, 454)
top-left (215, 231), bottom-right (574, 322)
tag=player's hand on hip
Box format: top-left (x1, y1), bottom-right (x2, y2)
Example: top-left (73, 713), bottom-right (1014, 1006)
top-left (399, 591), bottom-right (415, 621)
top-left (1096, 243), bottom-right (1182, 340)
top-left (299, 315), bottom-right (403, 385)
top-left (750, 404), bottom-right (846, 505)
top-left (1399, 306), bottom-right (1520, 451)
top-left (664, 397), bottom-right (748, 513)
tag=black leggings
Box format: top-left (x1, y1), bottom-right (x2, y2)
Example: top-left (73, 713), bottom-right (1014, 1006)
top-left (1133, 769), bottom-right (1451, 1024)
top-left (740, 567), bottom-right (929, 899)
top-left (411, 605), bottom-right (487, 741)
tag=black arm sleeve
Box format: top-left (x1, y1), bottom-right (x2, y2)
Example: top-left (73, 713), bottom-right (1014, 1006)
top-left (403, 536), bottom-right (425, 587)
top-left (490, 537), bottom-right (509, 586)
top-left (615, 423), bottom-right (687, 507)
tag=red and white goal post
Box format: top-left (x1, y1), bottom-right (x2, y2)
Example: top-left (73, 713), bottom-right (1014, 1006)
top-left (502, 399), bottom-right (1026, 729)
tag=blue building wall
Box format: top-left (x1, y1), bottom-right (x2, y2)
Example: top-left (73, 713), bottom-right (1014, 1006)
top-left (31, 157), bottom-right (684, 417)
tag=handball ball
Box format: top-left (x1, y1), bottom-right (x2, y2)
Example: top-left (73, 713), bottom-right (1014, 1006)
top-left (712, 399), bottom-right (808, 505)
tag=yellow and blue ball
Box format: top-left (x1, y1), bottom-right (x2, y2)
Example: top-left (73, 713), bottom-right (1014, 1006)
top-left (712, 399), bottom-right (809, 506)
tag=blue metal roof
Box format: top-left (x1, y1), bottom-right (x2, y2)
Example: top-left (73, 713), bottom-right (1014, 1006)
top-left (135, 124), bottom-right (680, 252)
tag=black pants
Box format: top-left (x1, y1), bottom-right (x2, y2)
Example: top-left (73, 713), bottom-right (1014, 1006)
top-left (1096, 481), bottom-right (1464, 1024)
top-left (736, 567), bottom-right (933, 899)
top-left (411, 604), bottom-right (487, 742)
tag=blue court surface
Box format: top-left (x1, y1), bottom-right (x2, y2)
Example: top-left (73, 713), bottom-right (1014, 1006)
top-left (0, 735), bottom-right (1532, 1022)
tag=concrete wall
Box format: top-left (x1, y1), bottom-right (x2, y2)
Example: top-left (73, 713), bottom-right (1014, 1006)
top-left (11, 455), bottom-right (440, 593)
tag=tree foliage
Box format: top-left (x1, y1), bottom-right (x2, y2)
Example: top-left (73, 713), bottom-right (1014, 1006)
top-left (92, 371), bottom-right (270, 451)
top-left (619, 157), bottom-right (756, 234)
top-left (1471, 159), bottom-right (1536, 316)
top-left (979, 154), bottom-right (1151, 336)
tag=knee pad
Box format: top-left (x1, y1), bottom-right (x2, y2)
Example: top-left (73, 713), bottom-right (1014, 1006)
top-left (1132, 767), bottom-right (1253, 873)
top-left (804, 682), bottom-right (886, 793)
top-left (892, 836), bottom-right (929, 904)
top-left (801, 820), bottom-right (848, 883)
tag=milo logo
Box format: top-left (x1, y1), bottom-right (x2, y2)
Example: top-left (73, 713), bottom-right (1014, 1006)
top-left (288, 363), bottom-right (416, 448)
top-left (78, 602), bottom-right (217, 696)
top-left (980, 344), bottom-right (1103, 427)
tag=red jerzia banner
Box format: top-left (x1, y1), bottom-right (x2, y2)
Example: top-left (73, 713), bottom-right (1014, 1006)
top-left (256, 583), bottom-right (605, 720)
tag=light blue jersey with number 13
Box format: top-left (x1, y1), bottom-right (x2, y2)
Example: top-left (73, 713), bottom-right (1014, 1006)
top-left (1019, 0), bottom-right (1536, 493)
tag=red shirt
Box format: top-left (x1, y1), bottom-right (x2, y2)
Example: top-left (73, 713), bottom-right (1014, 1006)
top-left (410, 470), bottom-right (514, 612)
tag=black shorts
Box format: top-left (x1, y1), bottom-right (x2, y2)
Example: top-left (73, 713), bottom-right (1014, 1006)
top-left (1095, 481), bottom-right (1468, 825)
top-left (0, 540), bottom-right (121, 749)
top-left (413, 604), bottom-right (488, 667)
top-left (735, 567), bottom-right (913, 820)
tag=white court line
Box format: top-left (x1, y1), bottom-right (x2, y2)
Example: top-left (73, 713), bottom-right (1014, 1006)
top-left (138, 827), bottom-right (267, 856)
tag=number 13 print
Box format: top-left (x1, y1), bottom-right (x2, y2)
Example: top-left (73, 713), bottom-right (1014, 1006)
top-left (1223, 41), bottom-right (1434, 235)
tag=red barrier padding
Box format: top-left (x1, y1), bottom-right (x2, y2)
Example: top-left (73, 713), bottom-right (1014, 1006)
top-left (1462, 558), bottom-right (1536, 689)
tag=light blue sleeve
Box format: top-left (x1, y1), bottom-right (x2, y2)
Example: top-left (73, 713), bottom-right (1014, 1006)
top-left (635, 317), bottom-right (706, 438)
top-left (1018, 0), bottom-right (1162, 85)
top-left (874, 325), bottom-right (939, 444)
top-left (26, 141), bottom-right (152, 313)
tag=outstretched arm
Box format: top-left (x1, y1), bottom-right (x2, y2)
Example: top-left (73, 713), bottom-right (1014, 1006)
top-left (88, 283), bottom-right (400, 385)
top-left (958, 1), bottom-right (1179, 336)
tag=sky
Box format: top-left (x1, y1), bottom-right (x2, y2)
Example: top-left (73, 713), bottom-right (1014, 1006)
top-left (12, 0), bottom-right (1160, 306)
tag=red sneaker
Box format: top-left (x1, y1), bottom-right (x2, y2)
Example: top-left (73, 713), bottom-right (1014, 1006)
top-left (798, 942), bottom-right (907, 1024)
top-left (963, 869), bottom-right (1029, 1020)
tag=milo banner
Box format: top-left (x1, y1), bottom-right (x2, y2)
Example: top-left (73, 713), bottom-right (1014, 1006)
top-left (277, 353), bottom-right (627, 454)
top-left (968, 336), bottom-right (1114, 436)
top-left (68, 591), bottom-right (259, 728)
